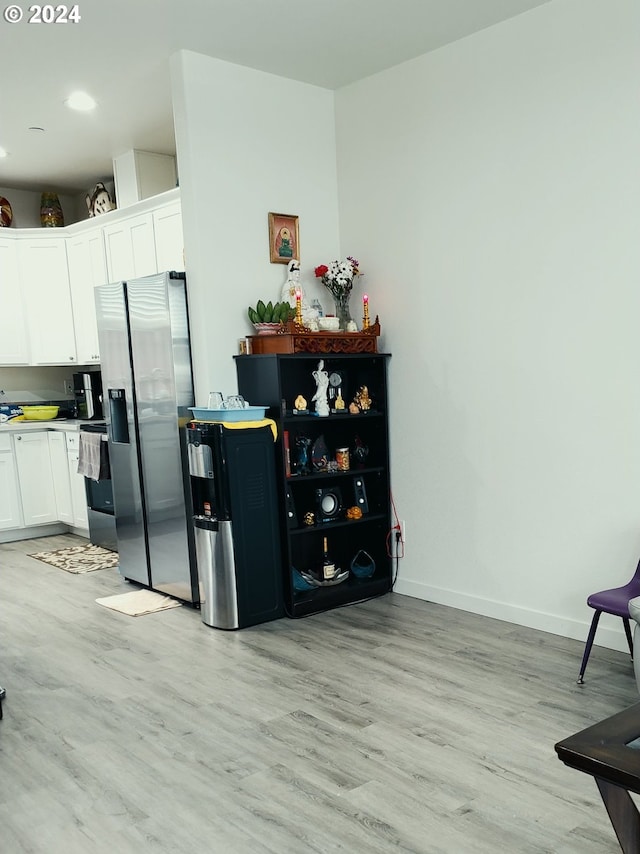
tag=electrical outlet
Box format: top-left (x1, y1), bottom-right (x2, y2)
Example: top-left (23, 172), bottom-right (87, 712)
top-left (64, 380), bottom-right (73, 395)
top-left (400, 520), bottom-right (406, 543)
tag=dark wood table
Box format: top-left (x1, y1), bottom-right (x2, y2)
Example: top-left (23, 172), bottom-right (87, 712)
top-left (555, 702), bottom-right (640, 853)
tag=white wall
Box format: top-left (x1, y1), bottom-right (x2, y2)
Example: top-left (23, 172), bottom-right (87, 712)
top-left (170, 51), bottom-right (341, 401)
top-left (335, 0), bottom-right (640, 651)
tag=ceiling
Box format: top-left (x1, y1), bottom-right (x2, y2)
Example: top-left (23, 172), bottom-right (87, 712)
top-left (0, 0), bottom-right (551, 194)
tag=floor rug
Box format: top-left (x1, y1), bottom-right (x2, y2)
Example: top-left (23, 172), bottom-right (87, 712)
top-left (29, 544), bottom-right (119, 573)
top-left (96, 589), bottom-right (182, 617)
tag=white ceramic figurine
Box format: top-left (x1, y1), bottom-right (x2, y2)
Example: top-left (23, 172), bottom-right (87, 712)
top-left (280, 260), bottom-right (319, 328)
top-left (312, 360), bottom-right (330, 417)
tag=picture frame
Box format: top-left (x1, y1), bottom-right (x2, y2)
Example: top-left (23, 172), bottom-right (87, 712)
top-left (268, 212), bottom-right (299, 264)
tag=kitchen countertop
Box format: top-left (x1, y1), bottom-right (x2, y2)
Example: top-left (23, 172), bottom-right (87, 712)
top-left (0, 420), bottom-right (105, 433)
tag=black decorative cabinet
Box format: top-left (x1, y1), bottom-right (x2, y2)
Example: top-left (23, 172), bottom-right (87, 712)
top-left (235, 352), bottom-right (392, 618)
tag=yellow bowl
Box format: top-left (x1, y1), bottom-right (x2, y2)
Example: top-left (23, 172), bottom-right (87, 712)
top-left (21, 405), bottom-right (59, 421)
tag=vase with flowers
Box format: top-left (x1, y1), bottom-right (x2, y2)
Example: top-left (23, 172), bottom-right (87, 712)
top-left (314, 256), bottom-right (361, 330)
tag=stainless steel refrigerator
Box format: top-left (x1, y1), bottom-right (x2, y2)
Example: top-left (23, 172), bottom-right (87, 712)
top-left (94, 271), bottom-right (199, 604)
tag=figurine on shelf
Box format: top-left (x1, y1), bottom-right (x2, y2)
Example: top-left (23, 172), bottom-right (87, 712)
top-left (280, 260), bottom-right (319, 327)
top-left (85, 182), bottom-right (115, 218)
top-left (294, 394), bottom-right (308, 414)
top-left (312, 360), bottom-right (330, 417)
top-left (352, 435), bottom-right (370, 467)
top-left (295, 435), bottom-right (312, 474)
top-left (350, 385), bottom-right (372, 414)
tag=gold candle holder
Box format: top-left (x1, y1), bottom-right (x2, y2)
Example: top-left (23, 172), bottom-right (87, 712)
top-left (295, 289), bottom-right (303, 325)
top-left (362, 294), bottom-right (370, 330)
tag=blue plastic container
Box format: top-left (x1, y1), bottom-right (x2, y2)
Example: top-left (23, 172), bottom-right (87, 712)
top-left (188, 406), bottom-right (267, 422)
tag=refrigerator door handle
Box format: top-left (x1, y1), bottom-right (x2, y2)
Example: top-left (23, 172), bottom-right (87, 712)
top-left (108, 389), bottom-right (130, 444)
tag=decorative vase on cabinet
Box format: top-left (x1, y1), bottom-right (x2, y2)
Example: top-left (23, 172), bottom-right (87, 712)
top-left (332, 293), bottom-right (353, 330)
top-left (40, 192), bottom-right (64, 227)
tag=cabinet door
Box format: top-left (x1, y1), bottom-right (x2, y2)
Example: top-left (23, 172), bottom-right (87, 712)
top-left (153, 202), bottom-right (184, 272)
top-left (0, 237), bottom-right (30, 364)
top-left (14, 432), bottom-right (58, 526)
top-left (48, 432), bottom-right (73, 524)
top-left (68, 451), bottom-right (88, 529)
top-left (0, 450), bottom-right (23, 530)
top-left (67, 230), bottom-right (107, 363)
top-left (18, 237), bottom-right (77, 365)
top-left (103, 214), bottom-right (157, 281)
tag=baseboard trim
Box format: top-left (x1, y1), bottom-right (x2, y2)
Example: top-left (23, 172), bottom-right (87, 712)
top-left (0, 523), bottom-right (67, 544)
top-left (394, 578), bottom-right (631, 654)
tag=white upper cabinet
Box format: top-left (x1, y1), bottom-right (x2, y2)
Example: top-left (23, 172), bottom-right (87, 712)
top-left (103, 213), bottom-right (157, 282)
top-left (0, 237), bottom-right (30, 364)
top-left (0, 190), bottom-right (183, 367)
top-left (153, 201), bottom-right (184, 272)
top-left (67, 230), bottom-right (107, 363)
top-left (18, 236), bottom-right (77, 365)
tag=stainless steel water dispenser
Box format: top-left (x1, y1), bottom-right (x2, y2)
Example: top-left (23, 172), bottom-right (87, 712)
top-left (187, 421), bottom-right (284, 629)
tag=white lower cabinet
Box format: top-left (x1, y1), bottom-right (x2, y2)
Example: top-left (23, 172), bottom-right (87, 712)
top-left (0, 434), bottom-right (22, 530)
top-left (48, 432), bottom-right (74, 525)
top-left (65, 433), bottom-right (88, 530)
top-left (1, 427), bottom-right (92, 540)
top-left (48, 432), bottom-right (89, 530)
top-left (13, 431), bottom-right (57, 526)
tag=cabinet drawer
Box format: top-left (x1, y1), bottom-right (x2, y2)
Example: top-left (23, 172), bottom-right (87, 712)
top-left (0, 433), bottom-right (11, 452)
top-left (65, 432), bottom-right (80, 451)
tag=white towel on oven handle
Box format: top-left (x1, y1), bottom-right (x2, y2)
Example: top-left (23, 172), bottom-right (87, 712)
top-left (77, 432), bottom-right (103, 480)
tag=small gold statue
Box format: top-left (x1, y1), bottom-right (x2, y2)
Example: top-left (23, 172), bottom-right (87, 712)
top-left (346, 506), bottom-right (363, 520)
top-left (350, 385), bottom-right (372, 414)
top-left (334, 391), bottom-right (345, 411)
top-left (294, 394), bottom-right (308, 411)
top-left (356, 385), bottom-right (372, 411)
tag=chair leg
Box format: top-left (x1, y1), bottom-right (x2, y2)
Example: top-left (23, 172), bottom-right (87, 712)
top-left (623, 618), bottom-right (634, 658)
top-left (578, 610), bottom-right (602, 685)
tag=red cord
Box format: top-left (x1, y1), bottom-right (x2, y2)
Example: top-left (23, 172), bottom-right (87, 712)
top-left (386, 489), bottom-right (404, 558)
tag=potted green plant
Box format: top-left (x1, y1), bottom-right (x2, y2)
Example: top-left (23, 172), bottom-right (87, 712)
top-left (247, 300), bottom-right (292, 334)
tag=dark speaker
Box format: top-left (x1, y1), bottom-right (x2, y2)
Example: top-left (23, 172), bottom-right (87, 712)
top-left (285, 488), bottom-right (298, 528)
top-left (315, 487), bottom-right (343, 522)
top-left (353, 477), bottom-right (369, 514)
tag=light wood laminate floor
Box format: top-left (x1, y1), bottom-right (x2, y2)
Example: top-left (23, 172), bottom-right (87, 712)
top-left (1, 533), bottom-right (637, 853)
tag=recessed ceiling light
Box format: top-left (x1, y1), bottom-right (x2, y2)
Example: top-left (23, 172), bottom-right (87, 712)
top-left (65, 91), bottom-right (96, 112)
top-left (0, 147), bottom-right (7, 158)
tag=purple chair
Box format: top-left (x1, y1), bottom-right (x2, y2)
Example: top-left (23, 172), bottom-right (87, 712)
top-left (577, 559), bottom-right (640, 684)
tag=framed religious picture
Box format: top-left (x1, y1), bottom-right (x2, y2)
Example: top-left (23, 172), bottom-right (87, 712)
top-left (268, 212), bottom-right (299, 264)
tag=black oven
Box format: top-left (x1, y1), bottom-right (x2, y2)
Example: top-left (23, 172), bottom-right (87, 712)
top-left (80, 423), bottom-right (117, 552)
